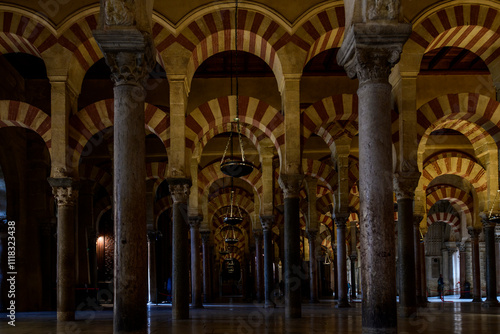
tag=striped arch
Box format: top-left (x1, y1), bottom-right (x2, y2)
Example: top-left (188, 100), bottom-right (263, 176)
top-left (427, 212), bottom-right (461, 234)
top-left (417, 93), bottom-right (500, 148)
top-left (318, 213), bottom-right (333, 231)
top-left (180, 7), bottom-right (288, 89)
top-left (408, 3), bottom-right (500, 82)
top-left (146, 162), bottom-right (168, 181)
top-left (0, 100), bottom-right (51, 149)
top-left (422, 156), bottom-right (487, 193)
top-left (198, 162), bottom-right (263, 197)
top-left (349, 185), bottom-right (360, 213)
top-left (301, 94), bottom-right (358, 149)
top-left (69, 100), bottom-right (169, 172)
top-left (186, 95), bottom-right (284, 155)
top-left (79, 164), bottom-right (113, 196)
top-left (426, 184), bottom-right (473, 226)
top-left (302, 159), bottom-right (336, 191)
top-left (0, 11), bottom-right (56, 57)
top-left (94, 197), bottom-right (112, 230)
top-left (295, 5), bottom-right (346, 64)
top-left (317, 193), bottom-right (334, 215)
top-left (154, 197), bottom-right (173, 222)
top-left (213, 224), bottom-right (247, 256)
top-left (208, 188), bottom-right (254, 220)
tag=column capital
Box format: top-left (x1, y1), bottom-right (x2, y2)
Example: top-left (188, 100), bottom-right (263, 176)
top-left (334, 213), bottom-right (350, 228)
top-left (467, 226), bottom-right (481, 240)
top-left (260, 215), bottom-right (274, 231)
top-left (147, 230), bottom-right (161, 242)
top-left (189, 216), bottom-right (203, 229)
top-left (168, 178), bottom-right (192, 203)
top-left (278, 174), bottom-right (304, 199)
top-left (48, 177), bottom-right (79, 207)
top-left (457, 242), bottom-right (466, 253)
top-left (307, 229), bottom-right (318, 239)
top-left (413, 215), bottom-right (423, 227)
top-left (253, 229), bottom-right (263, 240)
top-left (394, 171), bottom-right (421, 200)
top-left (337, 23), bottom-right (411, 86)
top-left (200, 230), bottom-right (211, 244)
top-left (479, 212), bottom-right (499, 229)
top-left (93, 29), bottom-right (155, 87)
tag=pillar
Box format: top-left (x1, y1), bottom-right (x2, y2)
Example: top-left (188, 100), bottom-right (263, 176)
top-left (333, 243), bottom-right (338, 299)
top-left (253, 229), bottom-right (264, 302)
top-left (420, 241), bottom-right (428, 304)
top-left (468, 227), bottom-right (482, 302)
top-left (394, 174), bottom-right (419, 317)
top-left (480, 214), bottom-right (499, 307)
top-left (458, 242), bottom-right (467, 299)
top-left (335, 215), bottom-right (350, 308)
top-left (441, 247), bottom-right (450, 295)
top-left (261, 216), bottom-right (276, 308)
top-left (279, 174), bottom-right (304, 318)
top-left (349, 220), bottom-right (358, 299)
top-left (147, 231), bottom-right (158, 304)
top-left (413, 215), bottom-right (426, 306)
top-left (169, 180), bottom-right (191, 319)
top-left (47, 178), bottom-right (78, 321)
top-left (337, 20), bottom-right (411, 333)
top-left (201, 230), bottom-right (212, 303)
top-left (189, 216), bottom-right (203, 308)
top-left (307, 229), bottom-right (319, 303)
top-left (350, 255), bottom-right (357, 299)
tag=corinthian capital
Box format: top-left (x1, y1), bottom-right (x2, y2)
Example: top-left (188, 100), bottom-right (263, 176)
top-left (278, 174), bottom-right (304, 199)
top-left (48, 177), bottom-right (79, 207)
top-left (168, 178), bottom-right (192, 203)
top-left (394, 171), bottom-right (421, 200)
top-left (260, 216), bottom-right (274, 231)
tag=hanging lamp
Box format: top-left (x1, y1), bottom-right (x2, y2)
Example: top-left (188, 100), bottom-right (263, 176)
top-left (220, 0), bottom-right (254, 178)
top-left (223, 178), bottom-right (244, 225)
top-left (224, 224), bottom-right (239, 245)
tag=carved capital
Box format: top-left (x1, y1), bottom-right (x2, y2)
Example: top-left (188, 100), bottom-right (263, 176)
top-left (278, 174), bottom-right (304, 199)
top-left (467, 226), bottom-right (481, 240)
top-left (260, 215), bottom-right (274, 231)
top-left (480, 211), bottom-right (498, 229)
top-left (253, 229), bottom-right (263, 241)
top-left (334, 213), bottom-right (349, 228)
top-left (394, 171), bottom-right (421, 200)
top-left (200, 230), bottom-right (211, 244)
top-left (355, 45), bottom-right (402, 85)
top-left (147, 230), bottom-right (161, 242)
top-left (168, 178), bottom-right (192, 203)
top-left (105, 49), bottom-right (153, 86)
top-left (457, 242), bottom-right (466, 253)
top-left (48, 177), bottom-right (79, 207)
top-left (189, 216), bottom-right (203, 229)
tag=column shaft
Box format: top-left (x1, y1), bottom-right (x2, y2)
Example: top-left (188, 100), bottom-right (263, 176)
top-left (458, 244), bottom-right (467, 299)
top-left (469, 228), bottom-right (482, 302)
top-left (263, 226), bottom-right (275, 307)
top-left (335, 219), bottom-right (350, 308)
top-left (201, 231), bottom-right (211, 303)
top-left (148, 234), bottom-right (157, 304)
top-left (254, 231), bottom-right (264, 302)
top-left (190, 218), bottom-right (203, 308)
top-left (481, 217), bottom-right (499, 306)
top-left (308, 230), bottom-right (319, 303)
top-left (397, 198), bottom-right (417, 316)
top-left (413, 217), bottom-right (424, 305)
top-left (350, 256), bottom-right (357, 299)
top-left (284, 196), bottom-right (301, 317)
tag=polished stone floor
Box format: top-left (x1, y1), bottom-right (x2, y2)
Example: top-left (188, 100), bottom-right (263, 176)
top-left (1, 297), bottom-right (500, 333)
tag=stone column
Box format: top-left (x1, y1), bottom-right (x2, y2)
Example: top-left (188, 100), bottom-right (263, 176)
top-left (307, 229), bottom-right (319, 303)
top-left (441, 247), bottom-right (450, 295)
top-left (261, 216), bottom-right (276, 308)
top-left (413, 215), bottom-right (425, 306)
top-left (169, 179), bottom-right (191, 319)
top-left (201, 230), bottom-right (212, 303)
top-left (332, 243), bottom-right (338, 299)
top-left (337, 21), bottom-right (411, 333)
top-left (480, 214), bottom-right (499, 307)
top-left (394, 174), bottom-right (419, 317)
top-left (279, 174), bottom-right (304, 318)
top-left (48, 178), bottom-right (78, 321)
top-left (253, 229), bottom-right (264, 302)
top-left (189, 216), bottom-right (203, 308)
top-left (458, 242), bottom-right (467, 299)
top-left (350, 255), bottom-right (357, 299)
top-left (147, 231), bottom-right (158, 304)
top-left (468, 227), bottom-right (482, 302)
top-left (420, 242), bottom-right (428, 304)
top-left (335, 215), bottom-right (350, 308)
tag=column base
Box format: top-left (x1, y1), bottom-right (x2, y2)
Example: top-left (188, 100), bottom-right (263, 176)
top-left (336, 300), bottom-right (351, 308)
top-left (362, 327), bottom-right (397, 334)
top-left (264, 301), bottom-right (276, 308)
top-left (57, 311), bottom-right (75, 322)
top-left (191, 304), bottom-right (204, 309)
top-left (472, 297), bottom-right (482, 303)
top-left (482, 299), bottom-right (499, 308)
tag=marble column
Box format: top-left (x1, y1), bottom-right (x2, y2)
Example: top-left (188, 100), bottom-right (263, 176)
top-left (307, 229), bottom-right (319, 303)
top-left (337, 21), bottom-right (410, 333)
top-left (458, 242), bottom-right (467, 299)
top-left (441, 247), bottom-right (450, 295)
top-left (48, 178), bottom-right (78, 321)
top-left (279, 174), bottom-right (304, 318)
top-left (147, 231), bottom-right (158, 304)
top-left (394, 174), bottom-right (419, 317)
top-left (332, 244), bottom-right (338, 299)
top-left (480, 214), bottom-right (499, 307)
top-left (169, 179), bottom-right (191, 319)
top-left (261, 216), bottom-right (276, 308)
top-left (468, 227), bottom-right (482, 302)
top-left (413, 216), bottom-right (425, 306)
top-left (189, 216), bottom-right (203, 308)
top-left (253, 229), bottom-right (264, 302)
top-left (335, 215), bottom-right (350, 308)
top-left (200, 230), bottom-right (212, 303)
top-left (420, 242), bottom-right (428, 304)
